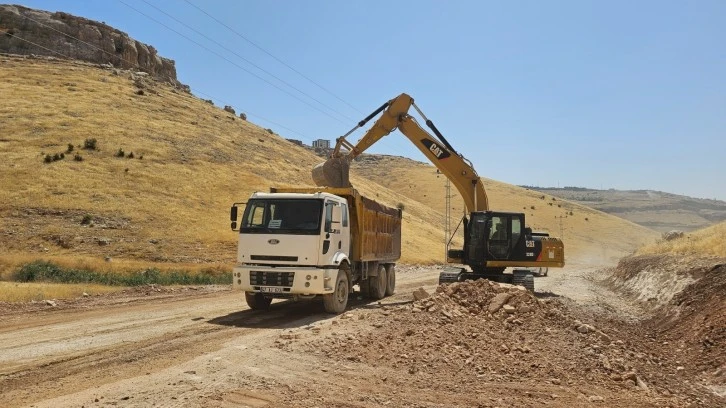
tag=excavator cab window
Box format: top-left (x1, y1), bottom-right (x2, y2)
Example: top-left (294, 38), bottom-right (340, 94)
top-left (487, 214), bottom-right (512, 260)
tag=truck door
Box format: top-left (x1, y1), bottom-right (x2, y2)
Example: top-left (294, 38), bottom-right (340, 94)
top-left (323, 200), bottom-right (349, 260)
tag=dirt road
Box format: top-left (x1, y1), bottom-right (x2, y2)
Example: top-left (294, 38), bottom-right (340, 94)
top-left (1, 264), bottom-right (722, 407)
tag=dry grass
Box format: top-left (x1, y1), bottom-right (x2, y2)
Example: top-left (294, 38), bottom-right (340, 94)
top-left (637, 222), bottom-right (726, 258)
top-left (0, 55), bottom-right (659, 274)
top-left (353, 157), bottom-right (658, 263)
top-left (0, 281), bottom-right (123, 302)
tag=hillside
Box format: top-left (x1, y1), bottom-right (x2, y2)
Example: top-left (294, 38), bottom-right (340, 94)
top-left (352, 155), bottom-right (657, 262)
top-left (608, 222), bottom-right (726, 393)
top-left (0, 54), bottom-right (658, 273)
top-left (526, 187), bottom-right (726, 232)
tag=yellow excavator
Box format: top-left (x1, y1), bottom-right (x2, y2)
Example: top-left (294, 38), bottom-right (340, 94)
top-left (312, 93), bottom-right (564, 288)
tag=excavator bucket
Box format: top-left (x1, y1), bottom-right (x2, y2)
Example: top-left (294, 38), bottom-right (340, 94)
top-left (312, 157), bottom-right (351, 187)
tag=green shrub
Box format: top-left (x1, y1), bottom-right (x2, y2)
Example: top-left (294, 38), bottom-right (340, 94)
top-left (83, 138), bottom-right (98, 150)
top-left (127, 152), bottom-right (134, 159)
top-left (44, 154), bottom-right (52, 163)
top-left (116, 148), bottom-right (125, 157)
top-left (13, 260), bottom-right (231, 286)
top-left (81, 214), bottom-right (93, 225)
top-left (67, 143), bottom-right (74, 153)
top-left (74, 153), bottom-right (84, 161)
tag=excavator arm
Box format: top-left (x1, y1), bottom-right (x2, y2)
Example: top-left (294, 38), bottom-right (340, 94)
top-left (312, 93), bottom-right (489, 212)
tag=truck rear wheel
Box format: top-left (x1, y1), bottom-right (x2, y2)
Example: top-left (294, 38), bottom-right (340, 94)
top-left (245, 292), bottom-right (272, 310)
top-left (368, 264), bottom-right (387, 300)
top-left (323, 269), bottom-right (349, 314)
top-left (385, 264), bottom-right (396, 296)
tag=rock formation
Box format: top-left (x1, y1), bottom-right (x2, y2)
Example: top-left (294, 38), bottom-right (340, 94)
top-left (0, 4), bottom-right (184, 88)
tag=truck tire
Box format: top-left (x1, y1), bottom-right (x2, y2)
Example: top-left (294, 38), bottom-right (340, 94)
top-left (368, 264), bottom-right (387, 300)
top-left (245, 292), bottom-right (272, 310)
top-left (323, 269), bottom-right (349, 314)
top-left (385, 264), bottom-right (396, 296)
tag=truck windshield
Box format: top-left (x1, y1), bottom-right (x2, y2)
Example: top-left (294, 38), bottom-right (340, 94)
top-left (241, 199), bottom-right (323, 235)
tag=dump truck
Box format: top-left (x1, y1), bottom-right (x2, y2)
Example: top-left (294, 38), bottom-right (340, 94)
top-left (230, 186), bottom-right (401, 313)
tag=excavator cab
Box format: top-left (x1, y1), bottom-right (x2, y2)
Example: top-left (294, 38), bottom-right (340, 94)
top-left (464, 212), bottom-right (524, 268)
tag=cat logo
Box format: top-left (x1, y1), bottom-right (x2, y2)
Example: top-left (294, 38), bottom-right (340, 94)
top-left (420, 139), bottom-right (451, 160)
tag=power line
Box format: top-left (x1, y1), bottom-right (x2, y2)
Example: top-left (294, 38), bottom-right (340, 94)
top-left (139, 0), bottom-right (354, 123)
top-left (116, 0), bottom-right (349, 125)
top-left (183, 0), bottom-right (363, 115)
top-left (0, 26), bottom-right (312, 142)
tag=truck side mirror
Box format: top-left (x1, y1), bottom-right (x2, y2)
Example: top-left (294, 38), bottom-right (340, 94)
top-left (230, 206), bottom-right (238, 231)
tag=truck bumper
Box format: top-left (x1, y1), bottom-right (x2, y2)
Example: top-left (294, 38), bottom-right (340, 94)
top-left (232, 265), bottom-right (337, 296)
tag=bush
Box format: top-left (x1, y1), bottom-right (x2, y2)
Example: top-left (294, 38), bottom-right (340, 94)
top-left (266, 128), bottom-right (274, 134)
top-left (67, 143), bottom-right (74, 153)
top-left (127, 152), bottom-right (134, 159)
top-left (84, 138), bottom-right (97, 150)
top-left (44, 154), bottom-right (52, 163)
top-left (74, 153), bottom-right (83, 161)
top-left (239, 112), bottom-right (247, 120)
top-left (116, 148), bottom-right (125, 157)
top-left (397, 202), bottom-right (405, 211)
top-left (13, 261), bottom-right (232, 286)
top-left (81, 214), bottom-right (93, 225)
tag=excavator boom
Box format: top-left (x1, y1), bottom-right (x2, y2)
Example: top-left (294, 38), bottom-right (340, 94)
top-left (312, 93), bottom-right (488, 212)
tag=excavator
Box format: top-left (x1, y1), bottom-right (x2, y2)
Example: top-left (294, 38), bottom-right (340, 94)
top-left (312, 93), bottom-right (564, 288)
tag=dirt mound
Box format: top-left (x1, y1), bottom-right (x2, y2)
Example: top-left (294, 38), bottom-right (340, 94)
top-left (646, 263), bottom-right (726, 390)
top-left (609, 254), bottom-right (720, 307)
top-left (293, 280), bottom-right (721, 406)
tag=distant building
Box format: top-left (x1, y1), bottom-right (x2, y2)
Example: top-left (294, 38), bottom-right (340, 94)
top-left (312, 139), bottom-right (330, 149)
top-left (286, 139), bottom-right (303, 146)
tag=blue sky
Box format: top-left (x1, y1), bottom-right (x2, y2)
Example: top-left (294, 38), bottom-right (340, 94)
top-left (16, 0), bottom-right (726, 200)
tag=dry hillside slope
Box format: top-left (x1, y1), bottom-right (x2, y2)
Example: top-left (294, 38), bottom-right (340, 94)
top-left (352, 155), bottom-right (658, 262)
top-left (0, 55), bottom-right (452, 268)
top-left (1, 54), bottom-right (655, 273)
top-left (530, 187), bottom-right (726, 232)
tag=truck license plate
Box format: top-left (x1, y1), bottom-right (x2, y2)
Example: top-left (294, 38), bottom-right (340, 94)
top-left (259, 286), bottom-right (283, 293)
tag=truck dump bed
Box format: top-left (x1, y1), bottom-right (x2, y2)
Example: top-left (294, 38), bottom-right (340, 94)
top-left (270, 187), bottom-right (402, 262)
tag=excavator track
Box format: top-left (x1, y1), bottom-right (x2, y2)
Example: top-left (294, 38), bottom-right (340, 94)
top-left (438, 267), bottom-right (466, 284)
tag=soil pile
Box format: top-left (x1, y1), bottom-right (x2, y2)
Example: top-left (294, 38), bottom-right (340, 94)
top-left (646, 263), bottom-right (726, 390)
top-left (299, 279), bottom-right (722, 407)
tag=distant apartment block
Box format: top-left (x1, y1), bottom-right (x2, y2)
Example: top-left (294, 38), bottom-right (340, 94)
top-left (312, 139), bottom-right (330, 149)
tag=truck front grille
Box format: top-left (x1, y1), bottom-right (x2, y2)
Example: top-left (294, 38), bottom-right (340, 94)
top-left (250, 255), bottom-right (299, 262)
top-left (250, 271), bottom-right (295, 287)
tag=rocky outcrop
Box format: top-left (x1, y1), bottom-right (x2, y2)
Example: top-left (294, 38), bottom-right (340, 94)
top-left (0, 4), bottom-right (183, 87)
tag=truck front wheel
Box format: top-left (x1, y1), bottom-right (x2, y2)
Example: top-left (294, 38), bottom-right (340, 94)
top-left (245, 292), bottom-right (272, 310)
top-left (323, 269), bottom-right (349, 314)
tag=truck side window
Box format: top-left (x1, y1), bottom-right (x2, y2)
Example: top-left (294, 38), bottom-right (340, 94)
top-left (324, 202), bottom-right (333, 232)
top-left (247, 203), bottom-right (265, 227)
top-left (341, 203), bottom-right (348, 227)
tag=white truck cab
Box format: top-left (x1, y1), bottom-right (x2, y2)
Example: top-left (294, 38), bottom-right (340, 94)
top-left (230, 188), bottom-right (401, 314)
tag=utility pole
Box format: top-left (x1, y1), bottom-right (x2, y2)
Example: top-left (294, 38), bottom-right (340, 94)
top-left (555, 215), bottom-right (566, 240)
